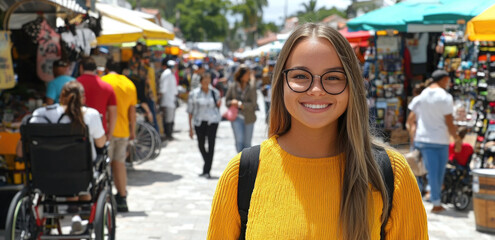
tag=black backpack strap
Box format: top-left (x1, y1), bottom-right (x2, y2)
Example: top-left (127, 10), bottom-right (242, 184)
top-left (211, 89), bottom-right (219, 108)
top-left (237, 145), bottom-right (260, 240)
top-left (373, 146), bottom-right (394, 240)
top-left (57, 112), bottom-right (68, 123)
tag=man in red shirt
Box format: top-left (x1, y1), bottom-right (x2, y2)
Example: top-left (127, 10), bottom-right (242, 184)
top-left (77, 56), bottom-right (117, 140)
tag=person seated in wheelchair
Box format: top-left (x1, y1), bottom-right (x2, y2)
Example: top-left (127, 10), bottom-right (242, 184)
top-left (17, 81), bottom-right (106, 234)
top-left (448, 126), bottom-right (473, 171)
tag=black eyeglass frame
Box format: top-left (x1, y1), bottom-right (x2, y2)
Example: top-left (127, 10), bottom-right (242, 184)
top-left (282, 67), bottom-right (348, 95)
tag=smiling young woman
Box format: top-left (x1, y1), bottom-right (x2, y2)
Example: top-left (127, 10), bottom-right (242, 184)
top-left (207, 23), bottom-right (428, 240)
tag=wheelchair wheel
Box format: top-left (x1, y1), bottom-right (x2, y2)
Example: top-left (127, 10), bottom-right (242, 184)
top-left (133, 121), bottom-right (156, 162)
top-left (149, 124), bottom-right (162, 160)
top-left (94, 188), bottom-right (116, 240)
top-left (5, 189), bottom-right (38, 240)
top-left (453, 187), bottom-right (471, 211)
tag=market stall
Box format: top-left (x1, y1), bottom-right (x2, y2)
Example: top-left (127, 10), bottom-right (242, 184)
top-left (96, 2), bottom-right (174, 41)
top-left (0, 0), bottom-right (91, 176)
top-left (0, 0), bottom-right (95, 229)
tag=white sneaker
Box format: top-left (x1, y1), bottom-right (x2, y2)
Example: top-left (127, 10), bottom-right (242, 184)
top-left (70, 215), bottom-right (87, 235)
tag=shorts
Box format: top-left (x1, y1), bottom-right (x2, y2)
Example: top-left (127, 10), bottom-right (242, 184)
top-left (108, 137), bottom-right (129, 163)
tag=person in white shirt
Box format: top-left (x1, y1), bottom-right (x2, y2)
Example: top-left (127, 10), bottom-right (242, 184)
top-left (408, 69), bottom-right (459, 213)
top-left (159, 59), bottom-right (178, 140)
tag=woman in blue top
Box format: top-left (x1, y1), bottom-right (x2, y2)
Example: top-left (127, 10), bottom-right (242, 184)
top-left (187, 73), bottom-right (222, 178)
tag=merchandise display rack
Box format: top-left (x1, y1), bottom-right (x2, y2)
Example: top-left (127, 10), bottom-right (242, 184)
top-left (470, 42), bottom-right (495, 168)
top-left (367, 33), bottom-right (407, 144)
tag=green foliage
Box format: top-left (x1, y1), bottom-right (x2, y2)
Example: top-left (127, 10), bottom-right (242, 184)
top-left (296, 6), bottom-right (347, 23)
top-left (300, 0), bottom-right (317, 14)
top-left (258, 21), bottom-right (279, 34)
top-left (231, 0), bottom-right (268, 28)
top-left (128, 0), bottom-right (181, 19)
top-left (175, 0), bottom-right (229, 42)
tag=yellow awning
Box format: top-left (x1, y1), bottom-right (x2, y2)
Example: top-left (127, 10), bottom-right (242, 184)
top-left (183, 50), bottom-right (205, 60)
top-left (466, 4), bottom-right (495, 41)
top-left (96, 3), bottom-right (174, 41)
top-left (97, 16), bottom-right (143, 45)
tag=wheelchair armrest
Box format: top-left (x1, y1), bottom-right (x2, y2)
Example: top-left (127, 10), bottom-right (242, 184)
top-left (95, 142), bottom-right (109, 155)
top-left (94, 142), bottom-right (110, 171)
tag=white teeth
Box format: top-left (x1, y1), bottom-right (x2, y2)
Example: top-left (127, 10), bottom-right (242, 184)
top-left (303, 104), bottom-right (329, 109)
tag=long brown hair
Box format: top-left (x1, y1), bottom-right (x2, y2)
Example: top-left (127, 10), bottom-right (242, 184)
top-left (60, 81), bottom-right (86, 129)
top-left (233, 64), bottom-right (249, 83)
top-left (269, 23), bottom-right (389, 240)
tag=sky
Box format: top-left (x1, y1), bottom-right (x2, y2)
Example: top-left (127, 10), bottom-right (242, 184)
top-left (263, 0), bottom-right (352, 25)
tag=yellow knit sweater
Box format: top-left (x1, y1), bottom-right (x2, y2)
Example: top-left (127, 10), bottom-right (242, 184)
top-left (207, 136), bottom-right (428, 239)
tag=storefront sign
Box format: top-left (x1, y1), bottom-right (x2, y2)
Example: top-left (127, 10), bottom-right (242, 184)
top-left (0, 31), bottom-right (15, 89)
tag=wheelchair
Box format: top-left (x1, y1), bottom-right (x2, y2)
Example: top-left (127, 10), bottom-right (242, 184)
top-left (127, 105), bottom-right (161, 164)
top-left (4, 117), bottom-right (116, 240)
top-left (441, 158), bottom-right (473, 211)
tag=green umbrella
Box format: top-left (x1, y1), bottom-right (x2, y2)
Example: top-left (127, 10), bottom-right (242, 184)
top-left (347, 0), bottom-right (440, 32)
top-left (421, 0), bottom-right (495, 24)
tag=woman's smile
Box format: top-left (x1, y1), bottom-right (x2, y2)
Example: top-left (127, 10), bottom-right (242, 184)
top-left (301, 102), bottom-right (332, 112)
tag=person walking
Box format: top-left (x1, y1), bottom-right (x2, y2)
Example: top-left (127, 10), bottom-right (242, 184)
top-left (208, 23), bottom-right (427, 239)
top-left (46, 59), bottom-right (74, 105)
top-left (76, 56), bottom-right (117, 140)
top-left (224, 64), bottom-right (258, 152)
top-left (408, 69), bottom-right (459, 213)
top-left (187, 73), bottom-right (221, 179)
top-left (101, 60), bottom-right (137, 212)
top-left (159, 59), bottom-right (178, 141)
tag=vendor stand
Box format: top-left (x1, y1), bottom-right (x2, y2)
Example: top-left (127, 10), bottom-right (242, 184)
top-left (463, 4), bottom-right (495, 170)
top-left (366, 30), bottom-right (408, 144)
top-left (0, 0), bottom-right (91, 228)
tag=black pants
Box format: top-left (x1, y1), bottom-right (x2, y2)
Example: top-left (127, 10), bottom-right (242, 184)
top-left (195, 121), bottom-right (219, 174)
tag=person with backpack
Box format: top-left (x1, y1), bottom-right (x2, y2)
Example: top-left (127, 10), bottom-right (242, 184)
top-left (207, 23), bottom-right (427, 239)
top-left (187, 73), bottom-right (222, 179)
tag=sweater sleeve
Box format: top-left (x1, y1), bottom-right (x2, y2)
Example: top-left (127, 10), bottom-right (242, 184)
top-left (385, 150), bottom-right (428, 239)
top-left (207, 153), bottom-right (242, 240)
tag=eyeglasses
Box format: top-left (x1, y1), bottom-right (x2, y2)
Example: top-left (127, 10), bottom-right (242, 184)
top-left (282, 68), bottom-right (348, 95)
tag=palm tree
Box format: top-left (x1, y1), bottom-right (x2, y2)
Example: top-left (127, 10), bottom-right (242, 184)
top-left (301, 0), bottom-right (317, 13)
top-left (232, 0), bottom-right (268, 46)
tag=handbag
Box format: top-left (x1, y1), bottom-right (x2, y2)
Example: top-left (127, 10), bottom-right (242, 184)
top-left (222, 105), bottom-right (238, 121)
top-left (404, 149), bottom-right (428, 176)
